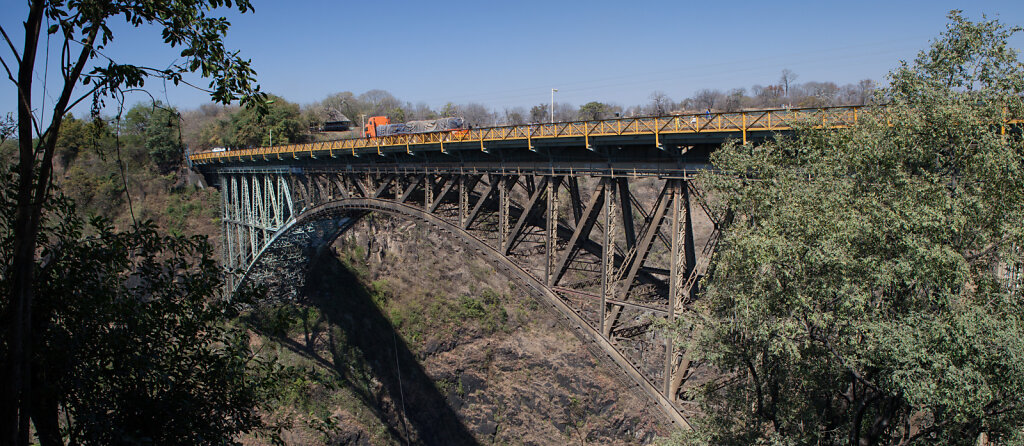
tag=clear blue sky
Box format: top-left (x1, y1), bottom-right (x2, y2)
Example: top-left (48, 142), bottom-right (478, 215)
top-left (2, 0), bottom-right (1023, 118)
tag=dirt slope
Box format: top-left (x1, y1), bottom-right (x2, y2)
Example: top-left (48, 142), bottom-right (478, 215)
top-left (251, 216), bottom-right (674, 445)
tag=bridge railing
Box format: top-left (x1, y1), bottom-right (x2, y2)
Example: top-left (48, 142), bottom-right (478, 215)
top-left (191, 106), bottom-right (871, 164)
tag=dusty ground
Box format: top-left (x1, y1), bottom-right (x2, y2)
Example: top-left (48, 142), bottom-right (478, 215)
top-left (248, 216), bottom-right (675, 445)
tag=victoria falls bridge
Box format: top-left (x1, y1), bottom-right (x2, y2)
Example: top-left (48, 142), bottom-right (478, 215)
top-left (188, 106), bottom-right (866, 428)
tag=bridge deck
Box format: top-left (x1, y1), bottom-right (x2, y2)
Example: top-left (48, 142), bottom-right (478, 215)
top-left (190, 106), bottom-right (867, 165)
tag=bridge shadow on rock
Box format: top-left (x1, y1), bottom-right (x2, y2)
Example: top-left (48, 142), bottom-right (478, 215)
top-left (297, 247), bottom-right (480, 445)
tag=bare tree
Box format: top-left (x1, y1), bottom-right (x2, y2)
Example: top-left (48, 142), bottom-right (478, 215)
top-left (676, 97), bottom-right (696, 112)
top-left (693, 89), bottom-right (722, 111)
top-left (358, 89), bottom-right (401, 116)
top-left (802, 81), bottom-right (840, 106)
top-left (503, 107), bottom-right (526, 126)
top-left (181, 104), bottom-right (237, 150)
top-left (648, 91), bottom-right (673, 115)
top-left (857, 79), bottom-right (876, 104)
top-left (408, 102), bottom-right (436, 120)
top-left (458, 102), bottom-right (491, 127)
top-left (723, 88), bottom-right (746, 111)
top-left (554, 102), bottom-right (577, 122)
top-left (780, 69), bottom-right (799, 97)
top-left (623, 105), bottom-right (644, 117)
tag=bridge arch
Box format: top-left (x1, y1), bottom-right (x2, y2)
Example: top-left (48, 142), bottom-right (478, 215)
top-left (238, 195), bottom-right (692, 428)
top-left (214, 160), bottom-right (720, 430)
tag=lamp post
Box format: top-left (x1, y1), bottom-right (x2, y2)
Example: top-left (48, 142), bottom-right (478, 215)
top-left (550, 88), bottom-right (558, 123)
top-left (266, 99), bottom-right (276, 147)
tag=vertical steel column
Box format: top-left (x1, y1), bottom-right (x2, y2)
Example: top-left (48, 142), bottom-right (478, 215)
top-left (568, 176), bottom-right (583, 226)
top-left (601, 178), bottom-right (617, 338)
top-left (682, 182), bottom-right (696, 301)
top-left (252, 175), bottom-right (265, 251)
top-left (545, 176), bottom-right (560, 285)
top-left (425, 174), bottom-right (434, 211)
top-left (220, 174), bottom-right (235, 293)
top-left (238, 176), bottom-right (252, 265)
top-left (459, 175), bottom-right (469, 228)
top-left (667, 179), bottom-right (697, 401)
top-left (231, 176), bottom-right (245, 270)
top-left (247, 175), bottom-right (260, 262)
top-left (617, 178), bottom-right (637, 250)
top-left (665, 179), bottom-right (683, 398)
top-left (499, 175), bottom-right (510, 249)
top-left (281, 174), bottom-right (295, 221)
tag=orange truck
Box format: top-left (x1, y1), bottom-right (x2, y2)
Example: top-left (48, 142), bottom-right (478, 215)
top-left (363, 116), bottom-right (466, 138)
top-left (362, 116), bottom-right (392, 138)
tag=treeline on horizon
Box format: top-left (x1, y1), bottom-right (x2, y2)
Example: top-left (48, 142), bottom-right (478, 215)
top-left (163, 70), bottom-right (876, 152)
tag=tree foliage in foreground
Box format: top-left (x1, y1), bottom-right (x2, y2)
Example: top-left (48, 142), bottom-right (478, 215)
top-left (2, 2), bottom-right (264, 443)
top-left (0, 165), bottom-right (285, 445)
top-left (689, 12), bottom-right (1024, 445)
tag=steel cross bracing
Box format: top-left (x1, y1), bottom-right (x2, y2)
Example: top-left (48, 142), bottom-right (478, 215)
top-left (200, 106), bottom-right (1024, 428)
top-left (215, 165), bottom-right (721, 429)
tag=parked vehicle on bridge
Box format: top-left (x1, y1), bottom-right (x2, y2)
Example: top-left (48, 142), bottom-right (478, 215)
top-left (363, 115), bottom-right (466, 138)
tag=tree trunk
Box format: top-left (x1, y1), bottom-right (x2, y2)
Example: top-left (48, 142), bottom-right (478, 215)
top-left (30, 366), bottom-right (61, 446)
top-left (4, 2), bottom-right (45, 444)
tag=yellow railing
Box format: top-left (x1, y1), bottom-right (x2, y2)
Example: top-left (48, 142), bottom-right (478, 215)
top-left (188, 106), bottom-right (870, 164)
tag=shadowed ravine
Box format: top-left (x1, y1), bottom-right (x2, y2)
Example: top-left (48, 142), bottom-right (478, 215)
top-left (295, 247), bottom-right (480, 445)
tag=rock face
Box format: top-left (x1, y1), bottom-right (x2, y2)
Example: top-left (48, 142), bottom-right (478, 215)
top-left (253, 216), bottom-right (673, 445)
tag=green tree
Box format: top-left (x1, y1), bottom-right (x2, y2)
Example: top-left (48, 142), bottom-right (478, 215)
top-left (388, 106), bottom-right (407, 123)
top-left (689, 12), bottom-right (1024, 445)
top-left (0, 1), bottom-right (264, 444)
top-left (125, 102), bottom-right (184, 173)
top-left (54, 114), bottom-right (111, 167)
top-left (226, 95), bottom-right (305, 148)
top-left (0, 113), bottom-right (12, 143)
top-left (0, 163), bottom-right (285, 444)
top-left (440, 102), bottom-right (458, 118)
top-left (198, 117), bottom-right (232, 150)
top-left (529, 103), bottom-right (547, 123)
top-left (578, 101), bottom-right (610, 120)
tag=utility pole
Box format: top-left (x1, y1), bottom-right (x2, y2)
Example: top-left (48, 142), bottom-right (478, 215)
top-left (266, 99), bottom-right (276, 148)
top-left (551, 88), bottom-right (558, 123)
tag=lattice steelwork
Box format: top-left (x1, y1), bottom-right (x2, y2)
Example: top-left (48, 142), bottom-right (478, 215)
top-left (213, 164), bottom-right (719, 429)
top-left (197, 105), bottom-right (1024, 430)
top-left (219, 173), bottom-right (295, 283)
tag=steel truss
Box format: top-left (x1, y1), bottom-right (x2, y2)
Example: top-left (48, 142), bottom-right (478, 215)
top-left (220, 167), bottom-right (720, 429)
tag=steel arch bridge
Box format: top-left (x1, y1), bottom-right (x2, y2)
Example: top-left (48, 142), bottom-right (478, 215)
top-left (193, 106), bottom-right (869, 428)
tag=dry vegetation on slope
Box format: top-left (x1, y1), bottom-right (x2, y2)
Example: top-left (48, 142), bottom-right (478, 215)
top-left (246, 216), bottom-right (673, 445)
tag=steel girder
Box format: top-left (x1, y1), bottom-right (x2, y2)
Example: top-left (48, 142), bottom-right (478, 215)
top-left (218, 167), bottom-right (720, 430)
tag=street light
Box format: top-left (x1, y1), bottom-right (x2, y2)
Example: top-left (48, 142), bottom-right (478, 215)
top-left (266, 99), bottom-right (276, 147)
top-left (550, 88), bottom-right (558, 123)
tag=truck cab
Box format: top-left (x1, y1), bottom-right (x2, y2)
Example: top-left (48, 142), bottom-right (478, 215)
top-left (363, 116), bottom-right (391, 138)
